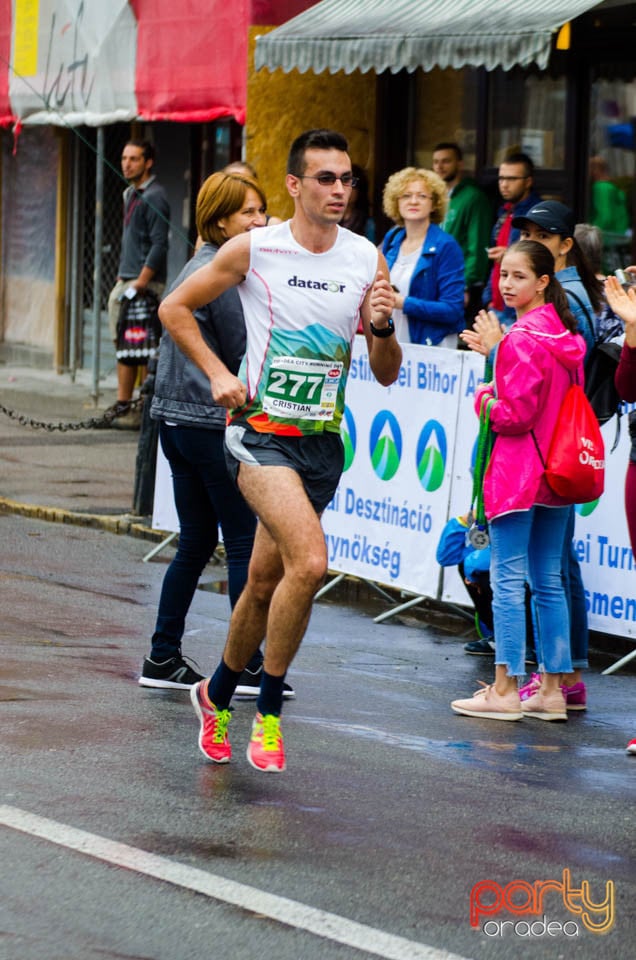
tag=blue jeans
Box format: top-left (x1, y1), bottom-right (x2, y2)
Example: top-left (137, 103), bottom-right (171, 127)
top-left (490, 506), bottom-right (572, 677)
top-left (151, 423), bottom-right (257, 662)
top-left (563, 505), bottom-right (589, 669)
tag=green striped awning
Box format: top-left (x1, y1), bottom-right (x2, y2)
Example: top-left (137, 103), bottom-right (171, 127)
top-left (255, 0), bottom-right (603, 74)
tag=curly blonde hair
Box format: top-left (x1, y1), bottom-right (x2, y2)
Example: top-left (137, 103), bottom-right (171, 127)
top-left (382, 167), bottom-right (448, 226)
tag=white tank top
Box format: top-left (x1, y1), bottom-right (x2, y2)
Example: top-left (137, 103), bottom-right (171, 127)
top-left (233, 220), bottom-right (378, 436)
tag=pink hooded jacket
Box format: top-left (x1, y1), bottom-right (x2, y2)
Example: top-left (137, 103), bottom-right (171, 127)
top-left (475, 302), bottom-right (586, 521)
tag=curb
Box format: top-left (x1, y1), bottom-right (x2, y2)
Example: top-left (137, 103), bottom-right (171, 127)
top-left (0, 496), bottom-right (169, 543)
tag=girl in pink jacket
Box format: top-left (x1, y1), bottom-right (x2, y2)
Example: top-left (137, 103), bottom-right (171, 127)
top-left (452, 240), bottom-right (586, 722)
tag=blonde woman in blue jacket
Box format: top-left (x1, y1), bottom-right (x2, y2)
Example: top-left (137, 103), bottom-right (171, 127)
top-left (381, 167), bottom-right (465, 347)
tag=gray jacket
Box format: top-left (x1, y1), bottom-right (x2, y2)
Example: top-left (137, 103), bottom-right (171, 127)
top-left (151, 243), bottom-right (246, 429)
top-left (118, 177), bottom-right (170, 283)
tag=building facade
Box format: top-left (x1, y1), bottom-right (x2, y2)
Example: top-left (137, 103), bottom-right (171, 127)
top-left (0, 0), bottom-right (634, 374)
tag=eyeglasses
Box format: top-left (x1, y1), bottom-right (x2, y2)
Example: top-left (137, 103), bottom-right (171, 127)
top-left (399, 193), bottom-right (432, 202)
top-left (498, 176), bottom-right (529, 182)
top-left (298, 174), bottom-right (359, 187)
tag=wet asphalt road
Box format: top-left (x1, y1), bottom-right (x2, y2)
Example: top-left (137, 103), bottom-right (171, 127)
top-left (1, 513), bottom-right (635, 960)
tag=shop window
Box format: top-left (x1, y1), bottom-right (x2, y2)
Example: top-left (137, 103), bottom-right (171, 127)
top-left (486, 68), bottom-right (566, 171)
top-left (587, 77), bottom-right (634, 270)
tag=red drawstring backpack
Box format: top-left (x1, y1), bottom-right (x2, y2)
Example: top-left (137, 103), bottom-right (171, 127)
top-left (531, 380), bottom-right (605, 503)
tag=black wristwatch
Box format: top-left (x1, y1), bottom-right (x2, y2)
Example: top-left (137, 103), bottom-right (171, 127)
top-left (370, 317), bottom-right (395, 338)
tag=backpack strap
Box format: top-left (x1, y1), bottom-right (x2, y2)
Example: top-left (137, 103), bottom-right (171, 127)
top-left (565, 288), bottom-right (596, 346)
top-left (530, 429), bottom-right (547, 469)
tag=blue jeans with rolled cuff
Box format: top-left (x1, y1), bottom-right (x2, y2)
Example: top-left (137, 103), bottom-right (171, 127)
top-left (490, 506), bottom-right (572, 678)
top-left (563, 505), bottom-right (589, 670)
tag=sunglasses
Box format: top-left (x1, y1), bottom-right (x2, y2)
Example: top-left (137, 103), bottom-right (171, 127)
top-left (298, 173), bottom-right (359, 188)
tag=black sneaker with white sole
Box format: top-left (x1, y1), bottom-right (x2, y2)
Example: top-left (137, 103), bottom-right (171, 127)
top-left (234, 664), bottom-right (295, 699)
top-left (139, 655), bottom-right (204, 689)
top-left (463, 637), bottom-right (496, 655)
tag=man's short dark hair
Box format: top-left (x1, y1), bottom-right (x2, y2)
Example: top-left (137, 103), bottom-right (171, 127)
top-left (433, 142), bottom-right (463, 161)
top-left (502, 151), bottom-right (534, 177)
top-left (287, 129), bottom-right (349, 176)
top-left (126, 139), bottom-right (156, 164)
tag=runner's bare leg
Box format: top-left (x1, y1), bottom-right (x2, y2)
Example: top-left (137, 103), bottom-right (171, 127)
top-left (222, 463), bottom-right (327, 676)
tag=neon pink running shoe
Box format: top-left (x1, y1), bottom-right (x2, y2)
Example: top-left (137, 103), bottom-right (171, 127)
top-left (247, 713), bottom-right (286, 772)
top-left (562, 681), bottom-right (587, 711)
top-left (518, 673), bottom-right (541, 701)
top-left (520, 673), bottom-right (587, 711)
top-left (190, 681), bottom-right (232, 763)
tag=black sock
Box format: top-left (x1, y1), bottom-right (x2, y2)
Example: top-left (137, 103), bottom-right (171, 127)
top-left (257, 670), bottom-right (286, 717)
top-left (207, 659), bottom-right (243, 709)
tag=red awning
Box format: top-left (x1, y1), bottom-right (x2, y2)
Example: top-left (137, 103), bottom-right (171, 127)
top-left (130, 0), bottom-right (248, 124)
top-left (0, 0), bottom-right (13, 125)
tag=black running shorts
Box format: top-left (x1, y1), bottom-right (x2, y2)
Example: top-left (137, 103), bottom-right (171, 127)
top-left (224, 424), bottom-right (344, 513)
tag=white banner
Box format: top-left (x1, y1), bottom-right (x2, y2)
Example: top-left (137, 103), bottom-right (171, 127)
top-left (322, 342), bottom-right (482, 596)
top-left (152, 338), bottom-right (636, 638)
top-left (574, 412), bottom-right (636, 637)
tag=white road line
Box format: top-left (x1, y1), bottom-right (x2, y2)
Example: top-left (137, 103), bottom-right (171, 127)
top-left (0, 804), bottom-right (473, 960)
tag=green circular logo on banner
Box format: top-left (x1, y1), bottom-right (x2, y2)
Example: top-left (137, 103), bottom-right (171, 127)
top-left (341, 406), bottom-right (357, 472)
top-left (416, 420), bottom-right (447, 492)
top-left (576, 500), bottom-right (599, 517)
top-left (369, 411), bottom-right (402, 481)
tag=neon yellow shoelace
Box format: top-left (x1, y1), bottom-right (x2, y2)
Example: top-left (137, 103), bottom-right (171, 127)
top-left (213, 708), bottom-right (232, 744)
top-left (259, 714), bottom-right (282, 751)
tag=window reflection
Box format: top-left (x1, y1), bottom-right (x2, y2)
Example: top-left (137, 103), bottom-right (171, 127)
top-left (487, 69), bottom-right (566, 170)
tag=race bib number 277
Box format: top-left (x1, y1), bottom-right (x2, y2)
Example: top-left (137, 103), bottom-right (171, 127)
top-left (262, 356), bottom-right (343, 420)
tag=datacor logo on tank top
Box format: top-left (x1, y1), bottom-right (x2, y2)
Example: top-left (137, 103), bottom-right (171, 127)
top-left (287, 275), bottom-right (346, 293)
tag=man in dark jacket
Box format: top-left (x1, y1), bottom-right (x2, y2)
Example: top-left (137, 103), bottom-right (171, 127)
top-left (483, 152), bottom-right (541, 324)
top-left (107, 139), bottom-right (170, 428)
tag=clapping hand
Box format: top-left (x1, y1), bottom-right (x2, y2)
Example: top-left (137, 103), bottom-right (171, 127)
top-left (605, 274), bottom-right (636, 347)
top-left (460, 309), bottom-right (505, 356)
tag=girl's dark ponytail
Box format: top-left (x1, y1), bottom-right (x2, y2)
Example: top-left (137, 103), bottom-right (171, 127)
top-left (544, 277), bottom-right (577, 332)
top-left (567, 238), bottom-right (604, 314)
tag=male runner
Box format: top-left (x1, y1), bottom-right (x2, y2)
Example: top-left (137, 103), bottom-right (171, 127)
top-left (159, 129), bottom-right (402, 772)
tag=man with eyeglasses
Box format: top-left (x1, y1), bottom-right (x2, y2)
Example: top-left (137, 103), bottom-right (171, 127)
top-left (159, 129), bottom-right (402, 773)
top-left (483, 152), bottom-right (541, 323)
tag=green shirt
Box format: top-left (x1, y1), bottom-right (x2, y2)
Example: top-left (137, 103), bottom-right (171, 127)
top-left (442, 178), bottom-right (492, 288)
top-left (591, 180), bottom-right (630, 235)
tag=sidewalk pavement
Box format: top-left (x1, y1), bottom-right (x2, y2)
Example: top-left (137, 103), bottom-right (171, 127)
top-left (0, 363), bottom-right (163, 542)
top-left (1, 361), bottom-right (635, 672)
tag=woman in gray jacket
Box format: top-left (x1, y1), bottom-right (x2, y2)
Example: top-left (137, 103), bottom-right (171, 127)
top-left (139, 171), bottom-right (293, 699)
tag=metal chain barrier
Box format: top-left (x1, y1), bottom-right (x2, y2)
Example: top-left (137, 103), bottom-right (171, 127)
top-left (0, 396), bottom-right (143, 432)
